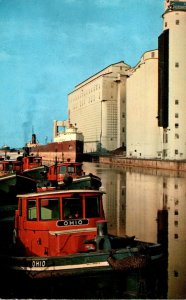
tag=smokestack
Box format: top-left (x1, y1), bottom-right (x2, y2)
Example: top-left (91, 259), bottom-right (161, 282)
top-left (32, 134), bottom-right (36, 144)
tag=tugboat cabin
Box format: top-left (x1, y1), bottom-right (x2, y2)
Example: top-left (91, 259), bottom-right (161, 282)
top-left (47, 162), bottom-right (84, 183)
top-left (21, 155), bottom-right (43, 170)
top-left (0, 159), bottom-right (22, 176)
top-left (0, 155), bottom-right (43, 176)
top-left (15, 190), bottom-right (105, 257)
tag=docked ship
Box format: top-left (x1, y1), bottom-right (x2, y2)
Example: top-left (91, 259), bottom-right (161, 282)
top-left (28, 120), bottom-right (84, 164)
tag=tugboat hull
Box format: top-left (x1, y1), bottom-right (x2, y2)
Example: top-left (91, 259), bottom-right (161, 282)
top-left (0, 243), bottom-right (162, 279)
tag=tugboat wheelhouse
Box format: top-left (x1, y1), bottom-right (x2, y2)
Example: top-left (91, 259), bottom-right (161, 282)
top-left (15, 190), bottom-right (105, 257)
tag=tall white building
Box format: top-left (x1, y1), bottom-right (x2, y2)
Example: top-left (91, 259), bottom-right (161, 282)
top-left (126, 50), bottom-right (163, 159)
top-left (68, 0), bottom-right (186, 160)
top-left (68, 62), bottom-right (131, 153)
top-left (158, 0), bottom-right (186, 159)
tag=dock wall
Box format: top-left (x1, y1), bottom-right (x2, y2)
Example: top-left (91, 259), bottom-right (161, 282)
top-left (99, 156), bottom-right (186, 172)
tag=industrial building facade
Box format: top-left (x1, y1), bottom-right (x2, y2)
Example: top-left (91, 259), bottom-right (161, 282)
top-left (68, 62), bottom-right (131, 153)
top-left (126, 50), bottom-right (163, 159)
top-left (158, 0), bottom-right (186, 159)
top-left (68, 0), bottom-right (186, 160)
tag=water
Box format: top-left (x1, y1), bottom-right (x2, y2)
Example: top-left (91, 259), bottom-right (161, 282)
top-left (83, 162), bottom-right (186, 299)
top-left (1, 162), bottom-right (186, 299)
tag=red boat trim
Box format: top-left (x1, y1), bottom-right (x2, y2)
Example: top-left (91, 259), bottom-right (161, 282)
top-left (17, 189), bottom-right (105, 197)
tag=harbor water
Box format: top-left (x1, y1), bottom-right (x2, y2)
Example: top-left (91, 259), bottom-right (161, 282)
top-left (83, 162), bottom-right (186, 299)
top-left (1, 162), bottom-right (186, 299)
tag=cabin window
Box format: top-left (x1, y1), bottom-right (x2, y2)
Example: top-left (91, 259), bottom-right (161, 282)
top-left (59, 166), bottom-right (66, 174)
top-left (27, 199), bottom-right (37, 220)
top-left (67, 166), bottom-right (75, 173)
top-left (8, 164), bottom-right (13, 171)
top-left (85, 196), bottom-right (101, 218)
top-left (19, 198), bottom-right (23, 216)
top-left (76, 165), bottom-right (83, 175)
top-left (40, 198), bottom-right (60, 220)
top-left (63, 197), bottom-right (83, 219)
top-left (36, 159), bottom-right (41, 165)
top-left (28, 157), bottom-right (34, 163)
top-left (4, 163), bottom-right (13, 172)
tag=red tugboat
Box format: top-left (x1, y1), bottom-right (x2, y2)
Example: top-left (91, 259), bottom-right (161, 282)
top-left (0, 158), bottom-right (22, 176)
top-left (45, 159), bottom-right (102, 191)
top-left (0, 148), bottom-right (47, 181)
top-left (0, 189), bottom-right (163, 279)
top-left (0, 148), bottom-right (48, 199)
top-left (47, 160), bottom-right (85, 184)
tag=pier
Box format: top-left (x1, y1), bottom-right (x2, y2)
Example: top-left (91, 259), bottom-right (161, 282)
top-left (99, 155), bottom-right (186, 172)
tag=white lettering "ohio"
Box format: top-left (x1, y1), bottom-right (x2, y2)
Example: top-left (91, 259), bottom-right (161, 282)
top-left (32, 260), bottom-right (46, 268)
top-left (63, 220), bottom-right (83, 226)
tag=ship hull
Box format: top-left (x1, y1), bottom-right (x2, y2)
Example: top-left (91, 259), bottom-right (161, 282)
top-left (0, 243), bottom-right (162, 279)
top-left (0, 174), bottom-right (37, 204)
top-left (31, 140), bottom-right (84, 163)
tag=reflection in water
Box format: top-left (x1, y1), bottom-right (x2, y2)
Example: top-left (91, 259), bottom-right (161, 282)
top-left (0, 269), bottom-right (163, 299)
top-left (84, 162), bottom-right (186, 299)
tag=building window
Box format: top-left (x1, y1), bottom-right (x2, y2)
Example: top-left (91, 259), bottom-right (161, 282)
top-left (165, 22), bottom-right (167, 27)
top-left (175, 62), bottom-right (179, 68)
top-left (163, 182), bottom-right (167, 188)
top-left (174, 220), bottom-right (178, 227)
top-left (163, 134), bottom-right (168, 143)
top-left (174, 233), bottom-right (178, 239)
top-left (151, 51), bottom-right (155, 58)
top-left (175, 99), bottom-right (179, 105)
top-left (175, 133), bottom-right (179, 139)
top-left (174, 183), bottom-right (178, 190)
top-left (176, 20), bottom-right (179, 25)
top-left (174, 270), bottom-right (179, 277)
top-left (175, 149), bottom-right (178, 155)
top-left (175, 113), bottom-right (179, 118)
top-left (175, 123), bottom-right (179, 128)
top-left (174, 198), bottom-right (179, 204)
top-left (163, 149), bottom-right (167, 157)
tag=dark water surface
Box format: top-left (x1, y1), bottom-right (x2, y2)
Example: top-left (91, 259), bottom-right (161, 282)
top-left (83, 162), bottom-right (186, 299)
top-left (1, 162), bottom-right (186, 299)
top-left (0, 269), bottom-right (163, 299)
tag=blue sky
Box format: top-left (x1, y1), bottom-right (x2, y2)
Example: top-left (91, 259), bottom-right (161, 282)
top-left (0, 0), bottom-right (164, 148)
